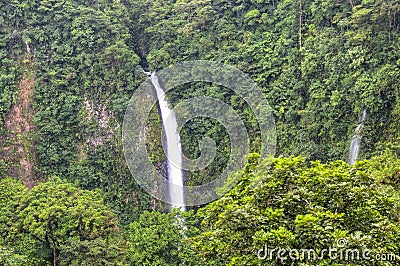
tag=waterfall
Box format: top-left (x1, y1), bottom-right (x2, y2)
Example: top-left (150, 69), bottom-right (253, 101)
top-left (348, 109), bottom-right (367, 165)
top-left (150, 72), bottom-right (186, 210)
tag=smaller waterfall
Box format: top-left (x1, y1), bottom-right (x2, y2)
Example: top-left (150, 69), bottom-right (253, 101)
top-left (348, 109), bottom-right (367, 165)
top-left (150, 72), bottom-right (186, 210)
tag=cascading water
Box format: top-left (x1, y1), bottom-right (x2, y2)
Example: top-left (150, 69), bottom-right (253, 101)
top-left (348, 109), bottom-right (367, 165)
top-left (150, 72), bottom-right (186, 210)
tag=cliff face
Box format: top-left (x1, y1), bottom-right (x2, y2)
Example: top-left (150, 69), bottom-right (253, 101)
top-left (0, 0), bottom-right (147, 223)
top-left (2, 77), bottom-right (37, 188)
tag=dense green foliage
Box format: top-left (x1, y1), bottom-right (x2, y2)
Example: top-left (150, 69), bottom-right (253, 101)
top-left (0, 177), bottom-right (197, 265)
top-left (190, 152), bottom-right (400, 265)
top-left (121, 0), bottom-right (400, 186)
top-left (124, 210), bottom-right (201, 266)
top-left (0, 152), bottom-right (399, 265)
top-left (1, 0), bottom-right (400, 214)
top-left (0, 0), bottom-right (153, 224)
top-left (129, 0), bottom-right (400, 162)
top-left (1, 0), bottom-right (400, 265)
top-left (0, 177), bottom-right (122, 265)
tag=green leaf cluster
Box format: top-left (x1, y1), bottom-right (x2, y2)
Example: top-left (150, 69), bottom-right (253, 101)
top-left (190, 153), bottom-right (400, 265)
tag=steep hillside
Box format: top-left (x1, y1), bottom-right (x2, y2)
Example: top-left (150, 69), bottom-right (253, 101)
top-left (125, 0), bottom-right (400, 186)
top-left (1, 0), bottom-right (400, 222)
top-left (0, 0), bottom-right (151, 224)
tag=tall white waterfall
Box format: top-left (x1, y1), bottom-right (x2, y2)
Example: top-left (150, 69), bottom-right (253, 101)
top-left (348, 109), bottom-right (367, 165)
top-left (150, 72), bottom-right (186, 210)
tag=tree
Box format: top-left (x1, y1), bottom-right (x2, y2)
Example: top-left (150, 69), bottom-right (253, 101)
top-left (190, 153), bottom-right (400, 265)
top-left (124, 210), bottom-right (201, 266)
top-left (1, 177), bottom-right (122, 265)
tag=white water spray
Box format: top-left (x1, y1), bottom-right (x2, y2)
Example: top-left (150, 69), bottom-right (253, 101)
top-left (150, 72), bottom-right (185, 210)
top-left (348, 109), bottom-right (367, 165)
